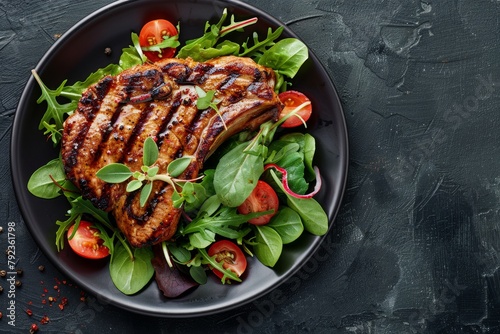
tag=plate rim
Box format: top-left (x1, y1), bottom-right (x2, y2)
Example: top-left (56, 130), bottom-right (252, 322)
top-left (10, 0), bottom-right (349, 317)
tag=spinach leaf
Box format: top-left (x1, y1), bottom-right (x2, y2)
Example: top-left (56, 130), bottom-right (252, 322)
top-left (258, 38), bottom-right (308, 79)
top-left (268, 207), bottom-right (304, 244)
top-left (253, 225), bottom-right (283, 267)
top-left (269, 170), bottom-right (328, 236)
top-left (213, 141), bottom-right (265, 207)
top-left (109, 243), bottom-right (154, 295)
top-left (286, 196), bottom-right (328, 236)
top-left (189, 265), bottom-right (208, 285)
top-left (28, 158), bottom-right (66, 199)
top-left (279, 133), bottom-right (316, 181)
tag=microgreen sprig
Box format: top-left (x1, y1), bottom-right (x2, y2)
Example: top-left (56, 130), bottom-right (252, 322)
top-left (96, 137), bottom-right (197, 207)
top-left (195, 86), bottom-right (227, 130)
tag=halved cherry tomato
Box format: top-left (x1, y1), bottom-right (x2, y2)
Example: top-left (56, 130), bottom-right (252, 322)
top-left (278, 90), bottom-right (312, 128)
top-left (139, 19), bottom-right (178, 62)
top-left (67, 221), bottom-right (109, 259)
top-left (237, 180), bottom-right (279, 225)
top-left (208, 240), bottom-right (247, 279)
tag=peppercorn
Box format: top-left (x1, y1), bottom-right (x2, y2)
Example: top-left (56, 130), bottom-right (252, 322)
top-left (0, 285), bottom-right (3, 293)
top-left (0, 270), bottom-right (6, 277)
top-left (38, 265), bottom-right (45, 272)
top-left (15, 280), bottom-right (21, 287)
top-left (30, 323), bottom-right (39, 333)
top-left (16, 268), bottom-right (23, 276)
top-left (0, 226), bottom-right (3, 233)
top-left (104, 47), bottom-right (112, 56)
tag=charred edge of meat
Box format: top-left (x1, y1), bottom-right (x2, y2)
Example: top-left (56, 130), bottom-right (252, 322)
top-left (124, 186), bottom-right (163, 223)
top-left (160, 62), bottom-right (193, 84)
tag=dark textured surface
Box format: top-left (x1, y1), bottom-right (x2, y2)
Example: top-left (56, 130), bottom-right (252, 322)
top-left (1, 0), bottom-right (500, 333)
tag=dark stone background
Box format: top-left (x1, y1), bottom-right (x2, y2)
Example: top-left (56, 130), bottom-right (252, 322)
top-left (1, 0), bottom-right (500, 333)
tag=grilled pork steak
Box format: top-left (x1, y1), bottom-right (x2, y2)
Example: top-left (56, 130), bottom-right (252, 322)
top-left (61, 56), bottom-right (281, 247)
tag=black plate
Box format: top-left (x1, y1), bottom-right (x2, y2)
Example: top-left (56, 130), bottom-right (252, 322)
top-left (10, 0), bottom-right (348, 317)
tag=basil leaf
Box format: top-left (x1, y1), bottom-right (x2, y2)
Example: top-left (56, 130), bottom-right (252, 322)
top-left (253, 225), bottom-right (283, 267)
top-left (258, 38), bottom-right (308, 79)
top-left (268, 207), bottom-right (304, 244)
top-left (143, 137), bottom-right (158, 166)
top-left (96, 163), bottom-right (132, 183)
top-left (140, 182), bottom-right (153, 207)
top-left (28, 158), bottom-right (66, 199)
top-left (109, 243), bottom-right (154, 295)
top-left (126, 180), bottom-right (143, 192)
top-left (168, 156), bottom-right (192, 177)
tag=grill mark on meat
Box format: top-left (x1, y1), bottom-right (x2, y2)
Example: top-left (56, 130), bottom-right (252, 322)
top-left (63, 78), bottom-right (113, 171)
top-left (92, 105), bottom-right (125, 164)
top-left (62, 56), bottom-right (282, 247)
top-left (119, 104), bottom-right (154, 163)
top-left (160, 62), bottom-right (192, 83)
top-left (218, 72), bottom-right (239, 91)
top-left (156, 91), bottom-right (183, 149)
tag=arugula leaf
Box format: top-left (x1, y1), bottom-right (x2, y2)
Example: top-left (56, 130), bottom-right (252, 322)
top-left (54, 194), bottom-right (114, 252)
top-left (239, 27), bottom-right (284, 59)
top-left (177, 9), bottom-right (257, 62)
top-left (32, 32), bottom-right (145, 146)
top-left (31, 71), bottom-right (77, 145)
top-left (120, 32), bottom-right (147, 69)
top-left (141, 34), bottom-right (180, 53)
top-left (198, 248), bottom-right (241, 283)
top-left (181, 205), bottom-right (270, 240)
